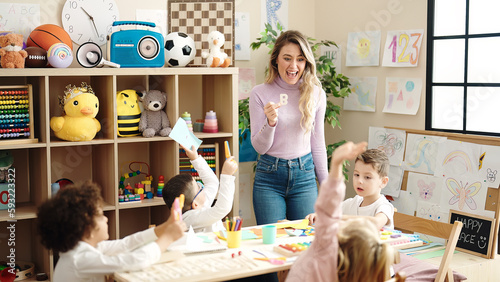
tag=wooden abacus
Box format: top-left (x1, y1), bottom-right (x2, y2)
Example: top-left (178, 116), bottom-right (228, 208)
top-left (0, 85), bottom-right (36, 144)
top-left (179, 143), bottom-right (219, 181)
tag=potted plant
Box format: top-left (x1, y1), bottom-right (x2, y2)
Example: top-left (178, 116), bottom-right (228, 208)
top-left (240, 23), bottom-right (352, 178)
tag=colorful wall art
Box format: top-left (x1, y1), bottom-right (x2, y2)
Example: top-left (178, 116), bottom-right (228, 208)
top-left (343, 77), bottom-right (377, 112)
top-left (346, 31), bottom-right (381, 66)
top-left (383, 77), bottom-right (422, 115)
top-left (382, 29), bottom-right (424, 67)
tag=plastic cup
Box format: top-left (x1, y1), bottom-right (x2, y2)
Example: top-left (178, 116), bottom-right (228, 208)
top-left (227, 230), bottom-right (242, 248)
top-left (262, 225), bottom-right (277, 244)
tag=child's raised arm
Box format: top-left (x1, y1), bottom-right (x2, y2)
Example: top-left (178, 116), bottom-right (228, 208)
top-left (221, 156), bottom-right (238, 176)
top-left (154, 206), bottom-right (186, 251)
top-left (329, 141), bottom-right (367, 180)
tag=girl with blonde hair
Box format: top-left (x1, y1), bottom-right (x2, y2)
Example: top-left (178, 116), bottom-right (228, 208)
top-left (287, 142), bottom-right (396, 282)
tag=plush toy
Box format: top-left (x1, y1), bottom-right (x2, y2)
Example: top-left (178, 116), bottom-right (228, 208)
top-left (50, 82), bottom-right (101, 141)
top-left (138, 90), bottom-right (172, 137)
top-left (0, 33), bottom-right (28, 68)
top-left (201, 30), bottom-right (230, 68)
top-left (116, 89), bottom-right (142, 137)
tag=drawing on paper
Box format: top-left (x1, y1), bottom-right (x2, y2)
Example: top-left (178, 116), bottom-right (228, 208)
top-left (346, 31), bottom-right (381, 66)
top-left (417, 203), bottom-right (444, 222)
top-left (383, 77), bottom-right (423, 115)
top-left (486, 168), bottom-right (497, 183)
top-left (442, 150), bottom-right (474, 175)
top-left (418, 179), bottom-right (435, 200)
top-left (406, 139), bottom-right (435, 174)
top-left (446, 178), bottom-right (481, 210)
top-left (368, 127), bottom-right (406, 165)
top-left (374, 131), bottom-right (404, 158)
top-left (343, 77), bottom-right (377, 112)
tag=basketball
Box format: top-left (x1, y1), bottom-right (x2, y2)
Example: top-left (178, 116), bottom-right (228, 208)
top-left (27, 24), bottom-right (73, 51)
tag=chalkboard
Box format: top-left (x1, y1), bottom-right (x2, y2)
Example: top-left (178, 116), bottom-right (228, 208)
top-left (449, 210), bottom-right (496, 258)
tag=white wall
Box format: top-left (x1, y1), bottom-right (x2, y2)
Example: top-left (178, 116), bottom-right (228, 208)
top-left (4, 0), bottom-right (427, 221)
top-left (315, 0), bottom-right (427, 197)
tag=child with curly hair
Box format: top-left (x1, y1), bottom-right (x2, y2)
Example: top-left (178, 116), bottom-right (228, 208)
top-left (287, 142), bottom-right (396, 282)
top-left (37, 180), bottom-right (185, 282)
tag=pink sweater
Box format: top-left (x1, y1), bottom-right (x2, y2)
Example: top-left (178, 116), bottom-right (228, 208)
top-left (286, 177), bottom-right (344, 282)
top-left (249, 76), bottom-right (328, 184)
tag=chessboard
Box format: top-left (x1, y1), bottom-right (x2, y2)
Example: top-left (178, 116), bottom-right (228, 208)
top-left (168, 0), bottom-right (235, 67)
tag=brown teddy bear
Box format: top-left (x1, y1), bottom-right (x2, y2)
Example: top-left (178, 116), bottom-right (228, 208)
top-left (0, 33), bottom-right (28, 68)
top-left (138, 90), bottom-right (172, 138)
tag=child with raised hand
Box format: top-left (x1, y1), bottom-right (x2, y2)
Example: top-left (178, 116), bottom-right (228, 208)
top-left (163, 144), bottom-right (238, 232)
top-left (287, 142), bottom-right (396, 282)
top-left (37, 180), bottom-right (185, 282)
top-left (306, 148), bottom-right (394, 230)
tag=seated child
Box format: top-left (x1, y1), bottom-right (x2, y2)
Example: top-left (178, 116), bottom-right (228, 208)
top-left (287, 142), bottom-right (396, 282)
top-left (163, 144), bottom-right (238, 232)
top-left (306, 148), bottom-right (394, 230)
top-left (37, 180), bottom-right (185, 282)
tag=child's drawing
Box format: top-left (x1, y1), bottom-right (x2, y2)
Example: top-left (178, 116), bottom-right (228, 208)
top-left (404, 134), bottom-right (446, 175)
top-left (434, 140), bottom-right (480, 178)
top-left (416, 201), bottom-right (446, 222)
top-left (261, 0), bottom-right (288, 31)
top-left (346, 31), bottom-right (381, 66)
top-left (406, 172), bottom-right (441, 205)
top-left (368, 127), bottom-right (406, 165)
top-left (445, 178), bottom-right (481, 210)
top-left (487, 168), bottom-right (497, 183)
top-left (478, 145), bottom-right (500, 187)
top-left (440, 175), bottom-right (493, 218)
top-left (343, 77), bottom-right (377, 112)
top-left (382, 165), bottom-right (404, 197)
top-left (383, 77), bottom-right (422, 115)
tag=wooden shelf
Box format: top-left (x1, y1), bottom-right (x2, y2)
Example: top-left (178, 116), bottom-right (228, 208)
top-left (0, 67), bottom-right (239, 279)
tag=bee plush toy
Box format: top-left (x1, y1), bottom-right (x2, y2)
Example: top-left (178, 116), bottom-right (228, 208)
top-left (116, 89), bottom-right (142, 137)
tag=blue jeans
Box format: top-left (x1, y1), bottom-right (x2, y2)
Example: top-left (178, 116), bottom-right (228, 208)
top-left (253, 153), bottom-right (318, 225)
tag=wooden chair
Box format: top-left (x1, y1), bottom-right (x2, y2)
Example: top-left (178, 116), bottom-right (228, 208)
top-left (393, 212), bottom-right (463, 282)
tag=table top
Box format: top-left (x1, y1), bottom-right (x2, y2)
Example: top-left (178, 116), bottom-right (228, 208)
top-left (114, 221), bottom-right (314, 282)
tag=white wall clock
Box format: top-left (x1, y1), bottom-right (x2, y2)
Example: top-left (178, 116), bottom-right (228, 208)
top-left (62, 0), bottom-right (119, 46)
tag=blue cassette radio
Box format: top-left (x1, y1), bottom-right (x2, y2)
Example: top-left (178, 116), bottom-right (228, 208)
top-left (109, 21), bottom-right (164, 68)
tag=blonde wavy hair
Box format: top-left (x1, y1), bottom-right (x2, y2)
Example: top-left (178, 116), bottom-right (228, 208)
top-left (266, 30), bottom-right (320, 133)
top-left (337, 217), bottom-right (396, 282)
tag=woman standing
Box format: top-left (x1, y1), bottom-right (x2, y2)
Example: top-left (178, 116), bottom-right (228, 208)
top-left (250, 30), bottom-right (327, 225)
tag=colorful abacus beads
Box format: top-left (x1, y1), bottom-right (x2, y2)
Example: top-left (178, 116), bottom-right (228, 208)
top-left (203, 110), bottom-right (218, 133)
top-left (0, 87), bottom-right (31, 140)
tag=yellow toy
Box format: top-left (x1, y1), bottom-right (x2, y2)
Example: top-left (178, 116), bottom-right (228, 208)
top-left (50, 82), bottom-right (101, 141)
top-left (116, 89), bottom-right (142, 137)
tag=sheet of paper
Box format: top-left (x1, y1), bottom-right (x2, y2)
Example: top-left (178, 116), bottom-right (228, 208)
top-left (170, 117), bottom-right (202, 150)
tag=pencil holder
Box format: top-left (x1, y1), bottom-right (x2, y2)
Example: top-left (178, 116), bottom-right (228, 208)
top-left (227, 230), bottom-right (242, 248)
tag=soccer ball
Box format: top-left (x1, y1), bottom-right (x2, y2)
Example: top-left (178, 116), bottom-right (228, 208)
top-left (164, 32), bottom-right (196, 67)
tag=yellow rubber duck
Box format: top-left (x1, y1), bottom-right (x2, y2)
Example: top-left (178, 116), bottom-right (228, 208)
top-left (50, 82), bottom-right (101, 141)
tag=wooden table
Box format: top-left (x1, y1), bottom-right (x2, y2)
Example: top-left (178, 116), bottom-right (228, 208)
top-left (114, 222), bottom-right (313, 282)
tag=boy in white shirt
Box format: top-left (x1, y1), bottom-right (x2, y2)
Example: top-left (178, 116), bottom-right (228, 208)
top-left (306, 148), bottom-right (394, 229)
top-left (163, 144), bottom-right (238, 232)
